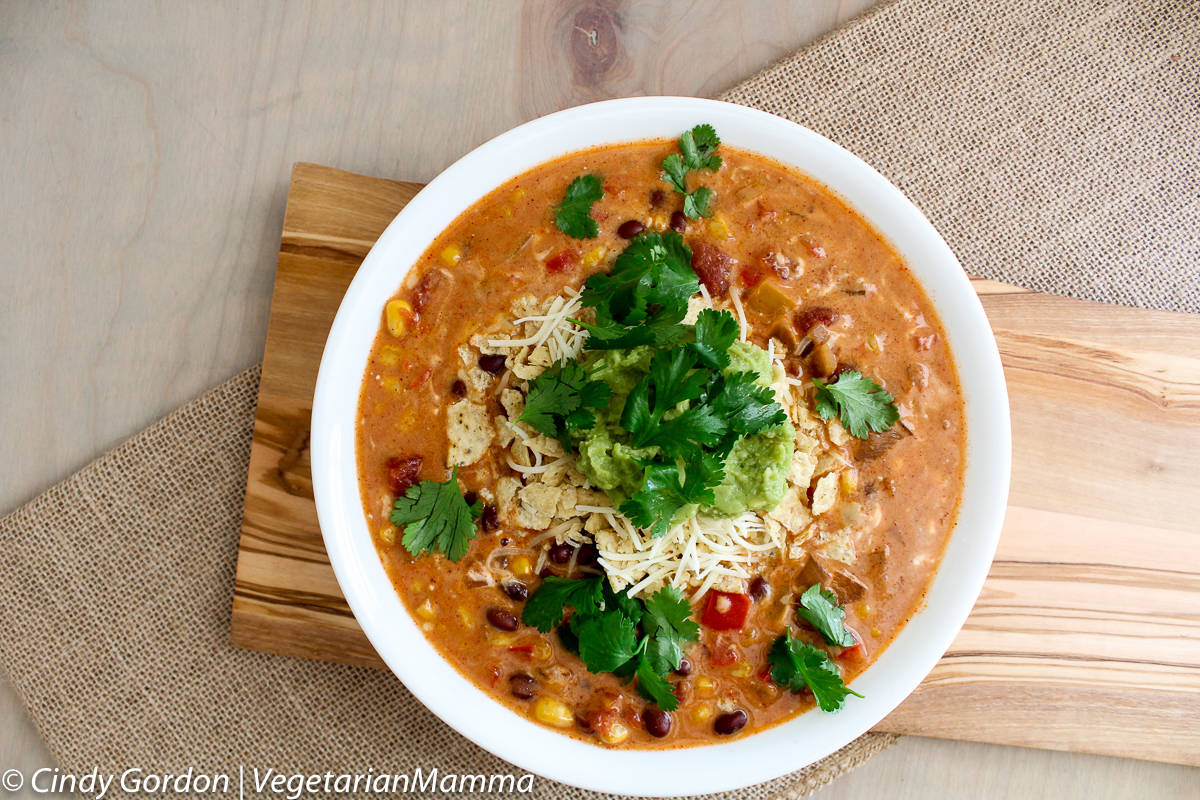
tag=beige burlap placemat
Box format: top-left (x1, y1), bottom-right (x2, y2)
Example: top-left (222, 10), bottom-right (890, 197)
top-left (1, 1), bottom-right (1196, 798)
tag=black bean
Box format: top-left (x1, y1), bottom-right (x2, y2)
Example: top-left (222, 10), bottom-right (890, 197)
top-left (509, 673), bottom-right (538, 700)
top-left (714, 709), bottom-right (748, 735)
top-left (548, 543), bottom-right (574, 564)
top-left (673, 658), bottom-right (693, 677)
top-left (486, 607), bottom-right (519, 631)
top-left (749, 576), bottom-right (768, 601)
top-left (450, 379), bottom-right (467, 397)
top-left (649, 189), bottom-right (666, 207)
top-left (463, 491), bottom-right (478, 507)
top-left (617, 219), bottom-right (645, 239)
top-left (538, 567), bottom-right (552, 578)
top-left (478, 354), bottom-right (506, 374)
top-left (503, 580), bottom-right (529, 603)
top-left (643, 707), bottom-right (672, 738)
top-left (481, 504), bottom-right (499, 531)
top-left (669, 210), bottom-right (687, 232)
top-left (576, 542), bottom-right (599, 566)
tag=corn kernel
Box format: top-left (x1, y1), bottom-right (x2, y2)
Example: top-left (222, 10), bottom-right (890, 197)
top-left (582, 246), bottom-right (608, 269)
top-left (378, 525), bottom-right (396, 545)
top-left (415, 599), bottom-right (436, 621)
top-left (708, 216), bottom-right (730, 239)
top-left (855, 602), bottom-right (873, 620)
top-left (385, 299), bottom-right (413, 339)
top-left (439, 244), bottom-right (462, 267)
top-left (533, 696), bottom-right (574, 728)
top-left (870, 626), bottom-right (882, 638)
top-left (730, 661), bottom-right (753, 678)
top-left (488, 631), bottom-right (518, 648)
top-left (840, 469), bottom-right (859, 495)
top-left (598, 719), bottom-right (631, 745)
top-left (532, 640), bottom-right (553, 661)
top-left (509, 555), bottom-right (533, 578)
top-left (378, 345), bottom-right (403, 366)
top-left (648, 213), bottom-right (668, 232)
top-left (695, 676), bottom-right (716, 698)
top-left (692, 704), bottom-right (713, 723)
top-left (499, 205), bottom-right (513, 218)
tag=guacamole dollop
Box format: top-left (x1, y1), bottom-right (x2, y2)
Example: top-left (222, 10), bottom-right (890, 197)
top-left (574, 339), bottom-right (795, 522)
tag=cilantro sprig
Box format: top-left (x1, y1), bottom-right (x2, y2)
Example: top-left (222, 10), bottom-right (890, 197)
top-left (576, 230), bottom-right (698, 349)
top-left (813, 370), bottom-right (900, 439)
top-left (768, 631), bottom-right (864, 712)
top-left (522, 578), bottom-right (698, 710)
top-left (795, 584), bottom-right (856, 647)
top-left (389, 467), bottom-right (482, 562)
top-left (661, 124), bottom-right (722, 219)
top-left (554, 174), bottom-right (603, 239)
top-left (519, 361), bottom-right (612, 449)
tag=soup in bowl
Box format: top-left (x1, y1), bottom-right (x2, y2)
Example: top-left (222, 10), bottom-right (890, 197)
top-left (312, 97), bottom-right (1010, 796)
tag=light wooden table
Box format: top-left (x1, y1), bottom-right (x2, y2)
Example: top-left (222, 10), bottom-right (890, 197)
top-left (0, 2), bottom-right (1194, 798)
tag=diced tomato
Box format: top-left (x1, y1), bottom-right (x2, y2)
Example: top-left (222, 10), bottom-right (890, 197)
top-left (545, 250), bottom-right (579, 273)
top-left (408, 367), bottom-right (432, 389)
top-left (507, 644), bottom-right (535, 655)
top-left (739, 265), bottom-right (766, 289)
top-left (758, 666), bottom-right (774, 683)
top-left (384, 455), bottom-right (423, 495)
top-left (701, 591), bottom-right (751, 630)
top-left (710, 641), bottom-right (741, 666)
top-left (690, 242), bottom-right (733, 296)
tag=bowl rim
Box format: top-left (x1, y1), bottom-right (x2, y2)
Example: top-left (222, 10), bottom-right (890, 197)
top-left (311, 96), bottom-right (1011, 796)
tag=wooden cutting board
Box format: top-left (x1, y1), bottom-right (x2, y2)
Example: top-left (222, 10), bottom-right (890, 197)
top-left (232, 163), bottom-right (1200, 766)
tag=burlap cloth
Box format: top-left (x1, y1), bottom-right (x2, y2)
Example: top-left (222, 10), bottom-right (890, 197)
top-left (1, 1), bottom-right (1196, 798)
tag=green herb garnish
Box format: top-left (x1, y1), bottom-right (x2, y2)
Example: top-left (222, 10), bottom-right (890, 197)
top-left (519, 361), bottom-right (612, 449)
top-left (768, 631), bottom-right (864, 712)
top-left (660, 124), bottom-right (722, 219)
top-left (554, 174), bottom-right (603, 239)
top-left (795, 584), bottom-right (856, 647)
top-left (389, 467), bottom-right (481, 562)
top-left (812, 370), bottom-right (900, 439)
top-left (522, 579), bottom-right (698, 710)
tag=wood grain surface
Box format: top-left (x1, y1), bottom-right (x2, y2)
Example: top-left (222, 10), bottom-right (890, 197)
top-left (5, 2), bottom-right (1197, 797)
top-left (232, 163), bottom-right (1200, 767)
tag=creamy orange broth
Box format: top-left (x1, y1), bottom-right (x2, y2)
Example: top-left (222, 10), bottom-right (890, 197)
top-left (356, 141), bottom-right (965, 747)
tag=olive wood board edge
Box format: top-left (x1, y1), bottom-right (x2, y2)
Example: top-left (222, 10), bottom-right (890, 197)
top-left (231, 163), bottom-right (1200, 767)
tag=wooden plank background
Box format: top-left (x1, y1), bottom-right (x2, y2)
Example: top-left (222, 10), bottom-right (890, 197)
top-left (232, 163), bottom-right (1200, 767)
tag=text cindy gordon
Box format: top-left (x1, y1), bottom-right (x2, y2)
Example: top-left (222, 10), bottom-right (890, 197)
top-left (22, 766), bottom-right (536, 798)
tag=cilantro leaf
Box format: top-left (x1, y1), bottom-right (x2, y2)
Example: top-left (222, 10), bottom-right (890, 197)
top-left (795, 584), bottom-right (856, 647)
top-left (554, 174), bottom-right (603, 239)
top-left (682, 186), bottom-right (714, 219)
top-left (690, 308), bottom-right (739, 369)
top-left (660, 125), bottom-right (722, 220)
top-left (620, 455), bottom-right (723, 536)
top-left (389, 467), bottom-right (479, 562)
top-left (521, 576), bottom-right (605, 632)
top-left (572, 611), bottom-right (639, 672)
top-left (681, 124), bottom-right (722, 171)
top-left (635, 652), bottom-right (680, 711)
top-left (642, 586), bottom-right (700, 648)
top-left (520, 360), bottom-right (612, 447)
top-left (580, 231), bottom-right (697, 332)
top-left (643, 404), bottom-right (727, 461)
top-left (660, 153), bottom-right (688, 194)
top-left (812, 370), bottom-right (900, 439)
top-left (708, 371), bottom-right (787, 437)
top-left (769, 632), bottom-right (864, 712)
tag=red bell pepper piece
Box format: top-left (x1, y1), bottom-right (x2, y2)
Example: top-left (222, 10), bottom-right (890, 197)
top-left (701, 591), bottom-right (751, 630)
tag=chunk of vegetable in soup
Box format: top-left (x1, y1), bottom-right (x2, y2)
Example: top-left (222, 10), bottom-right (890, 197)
top-left (356, 134), bottom-right (965, 749)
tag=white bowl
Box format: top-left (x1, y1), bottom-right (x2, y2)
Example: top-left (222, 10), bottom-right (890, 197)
top-left (311, 97), bottom-right (1011, 796)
